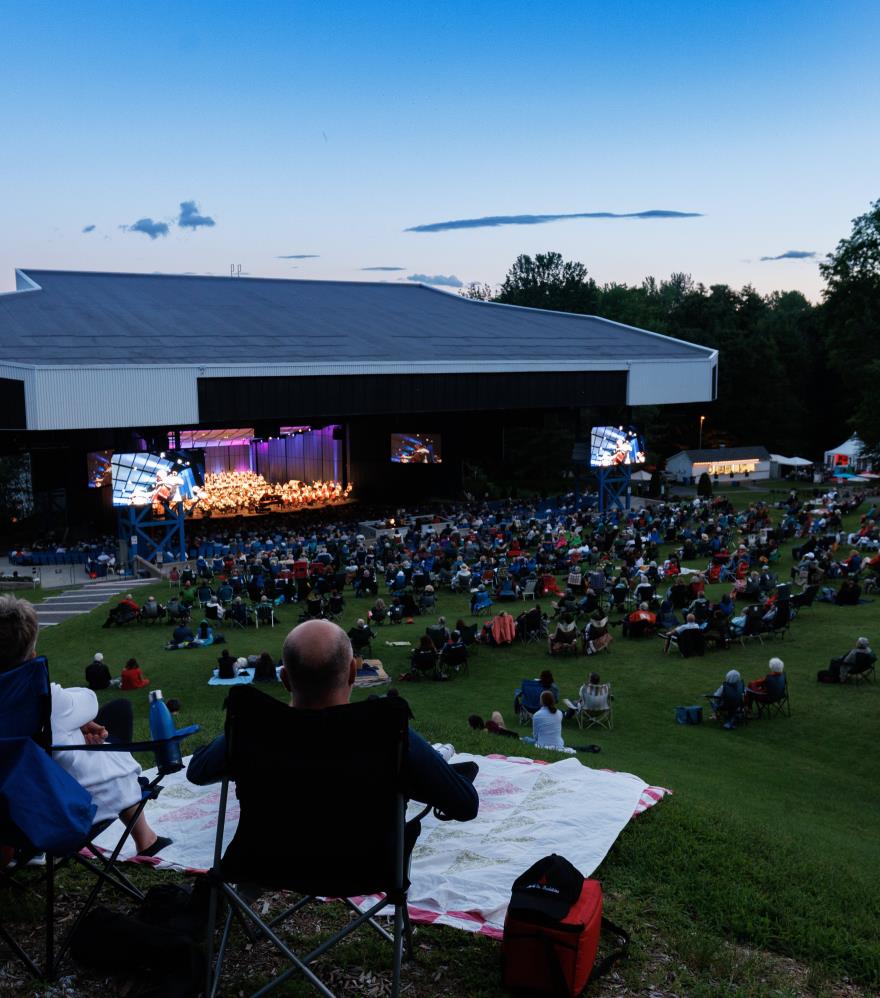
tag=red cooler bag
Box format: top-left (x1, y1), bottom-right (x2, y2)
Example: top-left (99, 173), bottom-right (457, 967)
top-left (501, 854), bottom-right (628, 996)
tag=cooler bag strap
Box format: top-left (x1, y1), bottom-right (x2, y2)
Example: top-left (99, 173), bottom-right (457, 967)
top-left (588, 916), bottom-right (630, 983)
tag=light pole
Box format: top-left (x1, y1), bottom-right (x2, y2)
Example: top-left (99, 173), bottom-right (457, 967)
top-left (699, 415), bottom-right (705, 449)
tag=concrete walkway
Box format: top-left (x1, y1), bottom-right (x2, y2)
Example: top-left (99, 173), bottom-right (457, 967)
top-left (36, 578), bottom-right (155, 628)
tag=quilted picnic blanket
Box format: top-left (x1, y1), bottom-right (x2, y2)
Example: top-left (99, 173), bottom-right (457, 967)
top-left (91, 751), bottom-right (669, 938)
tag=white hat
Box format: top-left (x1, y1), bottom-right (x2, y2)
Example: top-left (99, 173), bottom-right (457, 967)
top-left (94, 652), bottom-right (104, 662)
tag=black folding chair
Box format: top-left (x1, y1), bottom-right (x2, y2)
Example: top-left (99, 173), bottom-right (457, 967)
top-left (204, 689), bottom-right (430, 998)
top-left (676, 628), bottom-right (706, 658)
top-left (842, 651), bottom-right (877, 686)
top-left (754, 674), bottom-right (791, 718)
top-left (438, 643), bottom-right (469, 679)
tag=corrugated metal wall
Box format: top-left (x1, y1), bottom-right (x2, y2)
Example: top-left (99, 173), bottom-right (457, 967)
top-left (28, 367), bottom-right (199, 430)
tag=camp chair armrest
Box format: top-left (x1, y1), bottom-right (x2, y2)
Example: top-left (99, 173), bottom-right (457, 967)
top-left (52, 724), bottom-right (200, 753)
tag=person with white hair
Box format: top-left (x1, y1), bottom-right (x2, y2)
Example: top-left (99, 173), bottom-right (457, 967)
top-left (85, 651), bottom-right (113, 691)
top-left (744, 657), bottom-right (786, 709)
top-left (828, 637), bottom-right (875, 682)
top-left (708, 669), bottom-right (745, 729)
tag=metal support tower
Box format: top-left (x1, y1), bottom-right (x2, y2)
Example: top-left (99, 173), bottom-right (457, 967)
top-left (120, 503), bottom-right (187, 565)
top-left (596, 465), bottom-right (632, 513)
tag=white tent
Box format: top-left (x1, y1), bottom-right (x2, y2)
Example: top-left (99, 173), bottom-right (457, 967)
top-left (630, 470), bottom-right (652, 482)
top-left (769, 454), bottom-right (814, 467)
top-left (824, 435), bottom-right (866, 470)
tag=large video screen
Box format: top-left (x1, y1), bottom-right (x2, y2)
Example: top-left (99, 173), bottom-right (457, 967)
top-left (590, 426), bottom-right (645, 467)
top-left (111, 450), bottom-right (205, 507)
top-left (87, 450), bottom-right (113, 489)
top-left (390, 433), bottom-right (442, 464)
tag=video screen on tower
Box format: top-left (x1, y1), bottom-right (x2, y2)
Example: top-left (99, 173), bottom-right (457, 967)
top-left (590, 426), bottom-right (645, 467)
top-left (390, 433), bottom-right (442, 464)
top-left (86, 450), bottom-right (113, 488)
top-left (110, 450), bottom-right (205, 507)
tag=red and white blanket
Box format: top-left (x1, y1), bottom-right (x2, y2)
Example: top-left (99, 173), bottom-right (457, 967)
top-left (92, 751), bottom-right (669, 938)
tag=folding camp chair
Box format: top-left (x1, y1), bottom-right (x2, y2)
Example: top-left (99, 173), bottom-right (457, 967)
top-left (752, 674), bottom-right (791, 718)
top-left (204, 689), bottom-right (433, 998)
top-left (139, 601), bottom-right (166, 624)
top-left (227, 602), bottom-right (251, 629)
top-left (738, 607), bottom-right (766, 647)
top-left (790, 584), bottom-right (818, 612)
top-left (438, 642), bottom-right (468, 679)
top-left (0, 658), bottom-right (198, 978)
top-left (471, 590), bottom-right (493, 615)
top-left (764, 602), bottom-right (791, 639)
top-left (458, 622), bottom-right (480, 656)
top-left (418, 623), bottom-right (443, 649)
top-left (521, 577), bottom-right (537, 600)
top-left (517, 607), bottom-right (546, 644)
top-left (568, 683), bottom-right (613, 730)
top-left (409, 647), bottom-right (440, 680)
top-left (842, 651), bottom-right (877, 687)
top-left (255, 603), bottom-right (277, 628)
top-left (705, 680), bottom-right (747, 729)
top-left (515, 678), bottom-right (544, 725)
top-left (675, 628), bottom-right (706, 658)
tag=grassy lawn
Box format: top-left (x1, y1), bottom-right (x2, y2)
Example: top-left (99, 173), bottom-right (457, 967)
top-left (7, 490), bottom-right (880, 996)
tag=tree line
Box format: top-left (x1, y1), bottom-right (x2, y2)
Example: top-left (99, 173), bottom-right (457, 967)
top-left (465, 198), bottom-right (880, 465)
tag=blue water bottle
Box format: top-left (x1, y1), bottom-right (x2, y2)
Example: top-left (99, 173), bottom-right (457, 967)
top-left (149, 689), bottom-right (182, 774)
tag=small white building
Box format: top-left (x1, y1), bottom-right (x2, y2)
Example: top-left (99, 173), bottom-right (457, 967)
top-left (665, 446), bottom-right (771, 484)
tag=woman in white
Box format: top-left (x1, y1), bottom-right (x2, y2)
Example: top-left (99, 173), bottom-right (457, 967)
top-left (3, 595), bottom-right (170, 857)
top-left (530, 691), bottom-right (567, 750)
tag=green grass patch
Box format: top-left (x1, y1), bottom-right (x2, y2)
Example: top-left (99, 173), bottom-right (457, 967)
top-left (14, 491), bottom-right (880, 993)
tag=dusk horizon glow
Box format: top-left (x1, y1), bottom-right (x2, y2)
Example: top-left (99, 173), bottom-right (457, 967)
top-left (2, 1), bottom-right (878, 302)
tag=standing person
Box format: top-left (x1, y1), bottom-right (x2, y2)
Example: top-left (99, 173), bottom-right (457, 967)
top-left (0, 596), bottom-right (170, 856)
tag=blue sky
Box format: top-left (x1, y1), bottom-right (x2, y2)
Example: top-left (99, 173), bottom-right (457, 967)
top-left (2, 1), bottom-right (878, 299)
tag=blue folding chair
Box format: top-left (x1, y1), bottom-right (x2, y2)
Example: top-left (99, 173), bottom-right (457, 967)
top-left (0, 657), bottom-right (199, 978)
top-left (705, 679), bottom-right (746, 729)
top-left (471, 590), bottom-right (493, 615)
top-left (515, 678), bottom-right (545, 725)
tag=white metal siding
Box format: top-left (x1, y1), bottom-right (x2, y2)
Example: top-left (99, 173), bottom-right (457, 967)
top-left (627, 359), bottom-right (715, 406)
top-left (15, 353), bottom-right (718, 429)
top-left (28, 367), bottom-right (199, 430)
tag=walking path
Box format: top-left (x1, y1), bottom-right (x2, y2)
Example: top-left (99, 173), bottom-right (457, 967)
top-left (36, 578), bottom-right (155, 628)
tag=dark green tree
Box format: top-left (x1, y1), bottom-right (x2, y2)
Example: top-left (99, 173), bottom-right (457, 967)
top-left (461, 281), bottom-right (495, 301)
top-left (819, 197), bottom-right (880, 448)
top-left (497, 252), bottom-right (599, 313)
